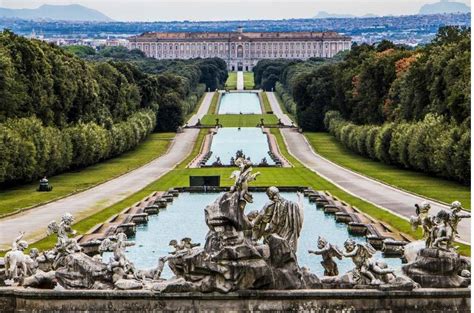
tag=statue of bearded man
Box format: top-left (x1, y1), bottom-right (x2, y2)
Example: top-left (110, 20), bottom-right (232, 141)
top-left (252, 187), bottom-right (304, 252)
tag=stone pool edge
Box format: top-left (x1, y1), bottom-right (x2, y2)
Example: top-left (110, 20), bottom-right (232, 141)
top-left (0, 287), bottom-right (470, 312)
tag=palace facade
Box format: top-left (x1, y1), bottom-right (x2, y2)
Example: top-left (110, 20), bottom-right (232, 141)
top-left (128, 28), bottom-right (351, 71)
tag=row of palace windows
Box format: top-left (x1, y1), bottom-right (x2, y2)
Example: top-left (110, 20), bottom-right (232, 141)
top-left (140, 50), bottom-right (337, 59)
top-left (131, 41), bottom-right (349, 52)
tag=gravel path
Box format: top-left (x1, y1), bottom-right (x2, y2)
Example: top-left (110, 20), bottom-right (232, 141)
top-left (237, 71), bottom-right (244, 90)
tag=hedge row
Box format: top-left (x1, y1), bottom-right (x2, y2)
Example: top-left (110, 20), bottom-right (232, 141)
top-left (0, 110), bottom-right (156, 185)
top-left (324, 111), bottom-right (470, 184)
top-left (275, 82), bottom-right (296, 116)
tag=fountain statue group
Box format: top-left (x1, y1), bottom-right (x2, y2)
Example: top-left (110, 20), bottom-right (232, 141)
top-left (0, 161), bottom-right (470, 292)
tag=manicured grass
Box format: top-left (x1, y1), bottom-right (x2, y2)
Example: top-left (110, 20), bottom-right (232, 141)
top-left (225, 72), bottom-right (237, 90)
top-left (244, 72), bottom-right (255, 90)
top-left (207, 92), bottom-right (219, 114)
top-left (0, 133), bottom-right (175, 218)
top-left (261, 92), bottom-right (273, 113)
top-left (201, 114), bottom-right (279, 127)
top-left (17, 128), bottom-right (469, 257)
top-left (305, 132), bottom-right (471, 210)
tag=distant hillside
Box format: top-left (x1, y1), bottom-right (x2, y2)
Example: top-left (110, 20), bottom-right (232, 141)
top-left (419, 0), bottom-right (470, 14)
top-left (0, 4), bottom-right (113, 22)
top-left (313, 11), bottom-right (377, 19)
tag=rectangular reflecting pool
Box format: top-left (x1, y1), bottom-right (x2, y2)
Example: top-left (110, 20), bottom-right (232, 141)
top-left (119, 192), bottom-right (402, 279)
top-left (205, 127), bottom-right (274, 166)
top-left (218, 92), bottom-right (262, 114)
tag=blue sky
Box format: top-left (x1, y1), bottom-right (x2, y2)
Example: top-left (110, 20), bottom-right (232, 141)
top-left (1, 0), bottom-right (471, 21)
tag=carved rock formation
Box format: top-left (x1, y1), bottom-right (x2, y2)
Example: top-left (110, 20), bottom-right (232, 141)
top-left (402, 243), bottom-right (470, 288)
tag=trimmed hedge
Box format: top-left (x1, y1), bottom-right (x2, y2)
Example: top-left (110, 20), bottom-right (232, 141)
top-left (275, 82), bottom-right (296, 116)
top-left (0, 110), bottom-right (156, 185)
top-left (324, 111), bottom-right (470, 184)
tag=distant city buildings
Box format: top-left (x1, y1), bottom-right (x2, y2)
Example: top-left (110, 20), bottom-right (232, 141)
top-left (7, 13), bottom-right (469, 52)
top-left (128, 28), bottom-right (351, 71)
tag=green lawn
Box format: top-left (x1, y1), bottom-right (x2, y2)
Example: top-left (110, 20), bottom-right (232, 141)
top-left (305, 132), bottom-right (471, 210)
top-left (244, 72), bottom-right (255, 90)
top-left (207, 92), bottom-right (219, 114)
top-left (0, 132), bottom-right (175, 218)
top-left (225, 72), bottom-right (237, 90)
top-left (17, 128), bottom-right (469, 257)
top-left (261, 92), bottom-right (273, 113)
top-left (202, 114), bottom-right (279, 127)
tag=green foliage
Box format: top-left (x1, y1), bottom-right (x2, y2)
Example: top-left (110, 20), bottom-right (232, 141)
top-left (0, 110), bottom-right (156, 186)
top-left (275, 82), bottom-right (296, 116)
top-left (62, 45), bottom-right (96, 58)
top-left (0, 30), bottom-right (226, 186)
top-left (305, 132), bottom-right (471, 210)
top-left (256, 27), bottom-right (470, 183)
top-left (324, 111), bottom-right (470, 184)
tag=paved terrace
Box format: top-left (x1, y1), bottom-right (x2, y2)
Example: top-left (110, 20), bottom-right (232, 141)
top-left (266, 92), bottom-right (471, 244)
top-left (0, 92), bottom-right (214, 250)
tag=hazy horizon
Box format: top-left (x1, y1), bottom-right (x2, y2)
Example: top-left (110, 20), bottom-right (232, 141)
top-left (0, 0), bottom-right (471, 21)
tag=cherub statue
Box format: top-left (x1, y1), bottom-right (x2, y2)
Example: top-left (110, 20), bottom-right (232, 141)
top-left (410, 201), bottom-right (433, 246)
top-left (230, 157), bottom-right (260, 203)
top-left (181, 237), bottom-right (200, 251)
top-left (4, 232), bottom-right (29, 282)
top-left (448, 201), bottom-right (470, 247)
top-left (99, 232), bottom-right (136, 274)
top-left (47, 213), bottom-right (80, 253)
top-left (47, 213), bottom-right (81, 268)
top-left (343, 239), bottom-right (393, 285)
top-left (308, 236), bottom-right (343, 276)
top-left (168, 239), bottom-right (184, 255)
top-left (429, 210), bottom-right (452, 251)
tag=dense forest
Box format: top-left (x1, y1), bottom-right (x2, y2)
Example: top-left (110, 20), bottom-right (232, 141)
top-left (254, 26), bottom-right (470, 184)
top-left (0, 30), bottom-right (227, 186)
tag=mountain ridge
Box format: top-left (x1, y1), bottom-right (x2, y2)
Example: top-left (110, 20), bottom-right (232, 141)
top-left (0, 4), bottom-right (113, 22)
top-left (419, 0), bottom-right (470, 15)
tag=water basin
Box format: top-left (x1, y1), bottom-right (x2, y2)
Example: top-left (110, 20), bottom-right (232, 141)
top-left (205, 127), bottom-right (274, 165)
top-left (118, 192), bottom-right (402, 278)
top-left (218, 92), bottom-right (262, 114)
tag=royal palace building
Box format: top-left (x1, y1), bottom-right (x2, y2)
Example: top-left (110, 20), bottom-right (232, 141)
top-left (128, 27), bottom-right (351, 71)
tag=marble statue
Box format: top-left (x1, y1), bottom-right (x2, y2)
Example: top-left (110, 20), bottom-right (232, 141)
top-left (47, 213), bottom-right (82, 269)
top-left (251, 187), bottom-right (303, 252)
top-left (343, 239), bottom-right (394, 285)
top-left (410, 201), bottom-right (433, 246)
top-left (429, 210), bottom-right (451, 251)
top-left (230, 157), bottom-right (260, 204)
top-left (99, 233), bottom-right (136, 274)
top-left (308, 236), bottom-right (342, 276)
top-left (448, 201), bottom-right (470, 247)
top-left (4, 232), bottom-right (29, 283)
top-left (402, 200), bottom-right (471, 288)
